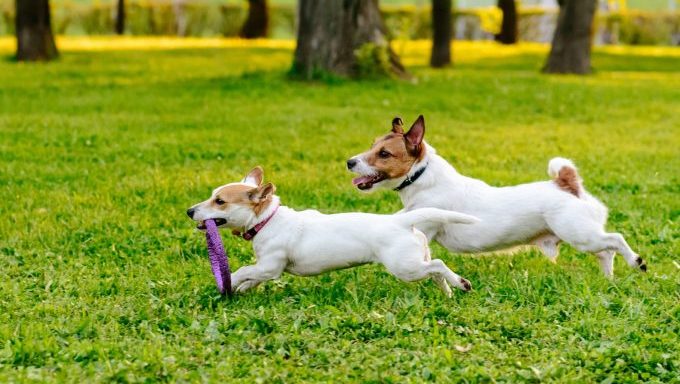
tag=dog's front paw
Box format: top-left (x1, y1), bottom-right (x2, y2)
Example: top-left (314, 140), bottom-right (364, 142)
top-left (236, 280), bottom-right (259, 293)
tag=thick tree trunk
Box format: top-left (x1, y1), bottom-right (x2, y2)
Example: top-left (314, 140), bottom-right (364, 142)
top-left (495, 0), bottom-right (518, 44)
top-left (430, 0), bottom-right (451, 67)
top-left (115, 0), bottom-right (125, 35)
top-left (240, 0), bottom-right (268, 38)
top-left (15, 0), bottom-right (58, 61)
top-left (292, 0), bottom-right (407, 79)
top-left (543, 0), bottom-right (597, 74)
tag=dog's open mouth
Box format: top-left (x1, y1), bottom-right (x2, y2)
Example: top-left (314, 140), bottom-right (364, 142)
top-left (196, 218), bottom-right (227, 230)
top-left (352, 173), bottom-right (387, 190)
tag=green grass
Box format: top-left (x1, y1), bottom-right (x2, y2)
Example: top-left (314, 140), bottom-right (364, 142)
top-left (1, 38), bottom-right (679, 382)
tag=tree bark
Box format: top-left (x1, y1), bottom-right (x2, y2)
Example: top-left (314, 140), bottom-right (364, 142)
top-left (115, 0), bottom-right (125, 35)
top-left (240, 0), bottom-right (268, 38)
top-left (430, 0), bottom-right (451, 67)
top-left (543, 0), bottom-right (597, 74)
top-left (495, 0), bottom-right (517, 44)
top-left (292, 0), bottom-right (407, 79)
top-left (15, 0), bottom-right (59, 61)
top-left (174, 0), bottom-right (187, 36)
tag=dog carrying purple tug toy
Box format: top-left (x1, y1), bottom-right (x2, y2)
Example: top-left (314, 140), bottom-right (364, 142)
top-left (203, 219), bottom-right (232, 296)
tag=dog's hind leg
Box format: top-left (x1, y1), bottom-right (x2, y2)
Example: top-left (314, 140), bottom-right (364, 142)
top-left (382, 254), bottom-right (472, 293)
top-left (596, 250), bottom-right (615, 278)
top-left (381, 236), bottom-right (472, 294)
top-left (532, 234), bottom-right (561, 264)
top-left (415, 228), bottom-right (452, 297)
top-left (550, 221), bottom-right (646, 275)
top-left (425, 248), bottom-right (453, 297)
top-left (595, 232), bottom-right (646, 272)
top-left (431, 268), bottom-right (453, 297)
top-left (424, 259), bottom-right (472, 292)
top-left (547, 209), bottom-right (647, 276)
top-left (577, 232), bottom-right (646, 273)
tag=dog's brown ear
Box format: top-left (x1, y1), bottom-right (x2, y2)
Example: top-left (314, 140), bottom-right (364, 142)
top-left (405, 115), bottom-right (425, 148)
top-left (391, 117), bottom-right (404, 134)
top-left (242, 166), bottom-right (264, 186)
top-left (248, 182), bottom-right (275, 203)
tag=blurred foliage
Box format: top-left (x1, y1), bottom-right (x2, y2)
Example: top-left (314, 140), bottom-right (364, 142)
top-left (354, 43), bottom-right (394, 79)
top-left (609, 11), bottom-right (680, 45)
top-left (0, 1), bottom-right (678, 45)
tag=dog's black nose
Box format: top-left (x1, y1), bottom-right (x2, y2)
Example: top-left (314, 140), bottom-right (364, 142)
top-left (186, 208), bottom-right (195, 219)
top-left (347, 159), bottom-right (357, 170)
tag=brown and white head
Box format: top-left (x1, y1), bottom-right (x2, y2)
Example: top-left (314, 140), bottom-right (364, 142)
top-left (346, 115), bottom-right (427, 191)
top-left (186, 166), bottom-right (276, 230)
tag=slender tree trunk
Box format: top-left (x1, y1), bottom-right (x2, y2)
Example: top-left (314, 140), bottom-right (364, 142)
top-left (240, 0), bottom-right (268, 38)
top-left (430, 0), bottom-right (451, 67)
top-left (543, 0), bottom-right (597, 74)
top-left (115, 0), bottom-right (125, 35)
top-left (15, 0), bottom-right (58, 61)
top-left (174, 0), bottom-right (187, 36)
top-left (495, 0), bottom-right (517, 44)
top-left (292, 0), bottom-right (407, 79)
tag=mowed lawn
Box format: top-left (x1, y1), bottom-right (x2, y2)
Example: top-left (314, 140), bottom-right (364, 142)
top-left (1, 38), bottom-right (678, 382)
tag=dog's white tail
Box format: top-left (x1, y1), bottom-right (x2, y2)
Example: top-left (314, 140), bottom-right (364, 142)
top-left (396, 208), bottom-right (480, 228)
top-left (548, 157), bottom-right (582, 197)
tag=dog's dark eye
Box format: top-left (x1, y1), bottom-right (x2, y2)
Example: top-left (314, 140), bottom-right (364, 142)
top-left (378, 150), bottom-right (391, 158)
top-left (215, 198), bottom-right (225, 205)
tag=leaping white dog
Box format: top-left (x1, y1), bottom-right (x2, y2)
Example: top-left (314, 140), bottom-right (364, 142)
top-left (347, 115), bottom-right (647, 277)
top-left (187, 166), bottom-right (480, 295)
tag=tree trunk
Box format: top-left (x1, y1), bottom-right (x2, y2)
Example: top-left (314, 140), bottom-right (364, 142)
top-left (495, 0), bottom-right (517, 44)
top-left (240, 0), bottom-right (268, 38)
top-left (15, 0), bottom-right (58, 61)
top-left (430, 0), bottom-right (451, 67)
top-left (292, 0), bottom-right (407, 80)
top-left (543, 0), bottom-right (597, 74)
top-left (174, 0), bottom-right (187, 36)
top-left (115, 0), bottom-right (125, 35)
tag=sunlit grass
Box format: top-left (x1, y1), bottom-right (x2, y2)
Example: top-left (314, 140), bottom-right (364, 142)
top-left (0, 38), bottom-right (678, 382)
top-left (2, 37), bottom-right (678, 74)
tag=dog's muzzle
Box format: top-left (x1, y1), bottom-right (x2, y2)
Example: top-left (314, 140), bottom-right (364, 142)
top-left (352, 173), bottom-right (388, 190)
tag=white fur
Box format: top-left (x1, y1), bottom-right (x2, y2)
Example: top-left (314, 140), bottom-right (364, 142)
top-left (350, 157), bottom-right (379, 178)
top-left (190, 184), bottom-right (480, 295)
top-left (548, 157), bottom-right (577, 179)
top-left (352, 141), bottom-right (645, 277)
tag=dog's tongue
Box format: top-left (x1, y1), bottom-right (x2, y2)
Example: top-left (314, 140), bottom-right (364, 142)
top-left (352, 176), bottom-right (373, 186)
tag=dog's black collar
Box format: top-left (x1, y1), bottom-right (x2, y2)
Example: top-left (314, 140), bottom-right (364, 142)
top-left (394, 163), bottom-right (428, 191)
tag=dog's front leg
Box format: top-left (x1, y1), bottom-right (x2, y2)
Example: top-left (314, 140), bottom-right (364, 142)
top-left (231, 252), bottom-right (287, 293)
top-left (230, 266), bottom-right (254, 291)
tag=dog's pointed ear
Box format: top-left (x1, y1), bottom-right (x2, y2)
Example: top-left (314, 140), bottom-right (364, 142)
top-left (405, 115), bottom-right (425, 148)
top-left (242, 166), bottom-right (264, 186)
top-left (248, 182), bottom-right (275, 203)
top-left (391, 117), bottom-right (404, 134)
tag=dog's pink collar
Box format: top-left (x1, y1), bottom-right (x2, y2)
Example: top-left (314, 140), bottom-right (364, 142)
top-left (241, 203), bottom-right (279, 241)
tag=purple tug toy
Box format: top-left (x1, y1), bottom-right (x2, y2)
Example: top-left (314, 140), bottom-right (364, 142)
top-left (203, 219), bottom-right (233, 296)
